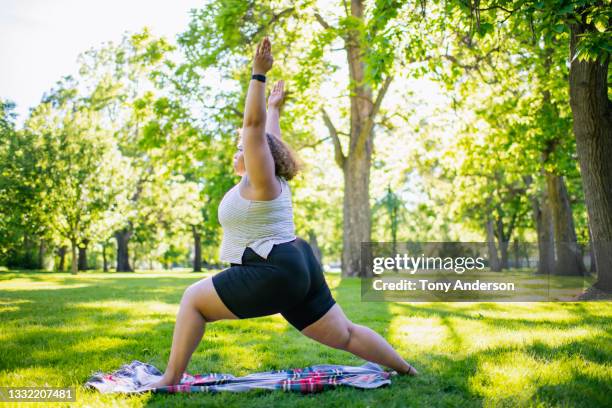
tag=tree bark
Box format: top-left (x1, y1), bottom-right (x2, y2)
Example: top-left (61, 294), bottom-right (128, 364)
top-left (486, 218), bottom-right (501, 271)
top-left (78, 239), bottom-right (89, 271)
top-left (38, 239), bottom-right (46, 270)
top-left (513, 239), bottom-right (520, 269)
top-left (337, 0), bottom-right (370, 277)
top-left (539, 49), bottom-right (587, 277)
top-left (131, 244), bottom-right (138, 271)
top-left (495, 216), bottom-right (512, 270)
top-left (115, 227), bottom-right (133, 272)
top-left (192, 225), bottom-right (202, 272)
top-left (327, 0), bottom-right (391, 277)
top-left (102, 242), bottom-right (109, 272)
top-left (531, 191), bottom-right (555, 275)
top-left (70, 239), bottom-right (78, 275)
top-left (569, 21), bottom-right (612, 290)
top-left (499, 240), bottom-right (510, 270)
top-left (342, 150), bottom-right (372, 276)
top-left (57, 246), bottom-right (67, 272)
top-left (307, 229), bottom-right (323, 265)
top-left (546, 173), bottom-right (586, 275)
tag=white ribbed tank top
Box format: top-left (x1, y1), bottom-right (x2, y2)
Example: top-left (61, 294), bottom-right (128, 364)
top-left (217, 175), bottom-right (296, 264)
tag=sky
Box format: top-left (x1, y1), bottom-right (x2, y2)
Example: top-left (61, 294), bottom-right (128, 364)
top-left (0, 0), bottom-right (203, 125)
top-left (0, 0), bottom-right (450, 217)
top-left (0, 0), bottom-right (449, 133)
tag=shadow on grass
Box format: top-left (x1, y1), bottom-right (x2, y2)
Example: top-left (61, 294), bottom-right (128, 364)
top-left (384, 300), bottom-right (611, 407)
top-left (419, 337), bottom-right (611, 407)
top-left (2, 271), bottom-right (610, 407)
top-left (388, 302), bottom-right (611, 331)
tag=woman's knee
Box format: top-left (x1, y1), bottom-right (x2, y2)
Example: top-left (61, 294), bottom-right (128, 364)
top-left (322, 319), bottom-right (355, 350)
top-left (182, 282), bottom-right (200, 302)
top-left (181, 277), bottom-right (240, 322)
top-left (180, 281), bottom-right (209, 314)
top-left (337, 321), bottom-right (356, 350)
top-left (301, 304), bottom-right (354, 349)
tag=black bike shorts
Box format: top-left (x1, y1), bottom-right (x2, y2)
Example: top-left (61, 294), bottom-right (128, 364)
top-left (211, 236), bottom-right (336, 331)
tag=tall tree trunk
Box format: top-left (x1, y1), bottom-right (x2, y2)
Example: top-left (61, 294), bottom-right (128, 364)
top-left (192, 225), bottom-right (202, 272)
top-left (57, 246), bottom-right (67, 272)
top-left (525, 175), bottom-right (554, 275)
top-left (486, 218), bottom-right (501, 271)
top-left (115, 227), bottom-right (133, 272)
top-left (132, 244), bottom-right (138, 271)
top-left (569, 21), bottom-right (612, 291)
top-left (102, 242), bottom-right (109, 272)
top-left (513, 239), bottom-right (520, 269)
top-left (588, 227), bottom-right (596, 274)
top-left (546, 173), bottom-right (586, 275)
top-left (78, 239), bottom-right (89, 271)
top-left (539, 46), bottom-right (586, 277)
top-left (70, 239), bottom-right (78, 275)
top-left (38, 239), bottom-right (46, 270)
top-left (499, 240), bottom-right (510, 270)
top-left (319, 0), bottom-right (391, 277)
top-left (342, 151), bottom-right (372, 276)
top-left (307, 229), bottom-right (323, 265)
top-left (341, 0), bottom-right (372, 277)
top-left (344, 0), bottom-right (392, 277)
top-left (531, 191), bottom-right (555, 275)
top-left (495, 217), bottom-right (511, 270)
top-left (22, 233), bottom-right (38, 269)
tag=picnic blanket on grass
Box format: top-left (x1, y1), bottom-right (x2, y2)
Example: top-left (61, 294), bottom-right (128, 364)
top-left (85, 360), bottom-right (395, 394)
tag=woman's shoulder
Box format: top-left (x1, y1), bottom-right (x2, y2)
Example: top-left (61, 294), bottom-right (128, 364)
top-left (278, 175), bottom-right (291, 191)
top-left (243, 174), bottom-right (286, 188)
top-left (239, 174), bottom-right (290, 201)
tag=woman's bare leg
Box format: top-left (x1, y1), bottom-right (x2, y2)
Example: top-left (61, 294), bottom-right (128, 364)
top-left (148, 277), bottom-right (239, 387)
top-left (300, 304), bottom-right (418, 375)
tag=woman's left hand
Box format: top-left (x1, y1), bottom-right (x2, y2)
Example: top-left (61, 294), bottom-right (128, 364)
top-left (268, 80), bottom-right (285, 109)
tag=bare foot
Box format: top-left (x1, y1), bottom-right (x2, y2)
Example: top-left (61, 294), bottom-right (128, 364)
top-left (144, 374), bottom-right (181, 390)
top-left (385, 363), bottom-right (418, 377)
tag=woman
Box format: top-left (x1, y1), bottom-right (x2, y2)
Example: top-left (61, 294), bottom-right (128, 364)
top-left (149, 37), bottom-right (417, 388)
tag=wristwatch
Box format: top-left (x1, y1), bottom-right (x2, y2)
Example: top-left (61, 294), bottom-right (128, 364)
top-left (251, 74), bottom-right (266, 83)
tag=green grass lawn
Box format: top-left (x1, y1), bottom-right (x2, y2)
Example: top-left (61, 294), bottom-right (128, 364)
top-left (1, 270), bottom-right (611, 407)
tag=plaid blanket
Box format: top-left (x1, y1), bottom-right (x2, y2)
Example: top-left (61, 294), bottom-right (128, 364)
top-left (85, 360), bottom-right (395, 394)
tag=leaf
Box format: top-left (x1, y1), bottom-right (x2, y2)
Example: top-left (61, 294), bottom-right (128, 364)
top-left (558, 3), bottom-right (574, 14)
top-left (478, 22), bottom-right (494, 37)
top-left (553, 24), bottom-right (566, 33)
top-left (594, 17), bottom-right (607, 33)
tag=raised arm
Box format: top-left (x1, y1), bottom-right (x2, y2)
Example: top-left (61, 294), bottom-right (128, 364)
top-left (266, 80), bottom-right (284, 139)
top-left (242, 37), bottom-right (276, 191)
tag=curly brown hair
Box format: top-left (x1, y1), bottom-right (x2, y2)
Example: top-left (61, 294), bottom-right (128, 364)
top-left (265, 133), bottom-right (302, 180)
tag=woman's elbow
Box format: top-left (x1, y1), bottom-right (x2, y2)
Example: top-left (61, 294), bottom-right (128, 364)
top-left (242, 120), bottom-right (264, 130)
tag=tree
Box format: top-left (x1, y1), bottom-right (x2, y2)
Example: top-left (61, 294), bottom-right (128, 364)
top-left (23, 79), bottom-right (122, 274)
top-left (178, 0), bottom-right (443, 276)
top-left (77, 29), bottom-right (180, 271)
top-left (450, 0), bottom-right (611, 288)
top-left (0, 100), bottom-right (48, 268)
top-left (373, 184), bottom-right (407, 261)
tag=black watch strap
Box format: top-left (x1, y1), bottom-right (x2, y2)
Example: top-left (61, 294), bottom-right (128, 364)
top-left (251, 74), bottom-right (266, 83)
